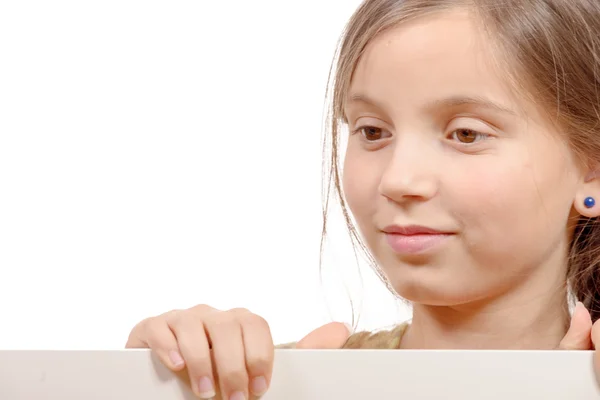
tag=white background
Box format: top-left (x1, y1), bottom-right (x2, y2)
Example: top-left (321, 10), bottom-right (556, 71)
top-left (0, 0), bottom-right (411, 350)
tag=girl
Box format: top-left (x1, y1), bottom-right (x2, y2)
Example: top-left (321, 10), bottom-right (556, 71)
top-left (126, 0), bottom-right (600, 399)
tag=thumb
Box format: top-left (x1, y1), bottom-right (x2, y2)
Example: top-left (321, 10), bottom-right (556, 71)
top-left (295, 322), bottom-right (352, 349)
top-left (558, 301), bottom-right (593, 350)
top-left (591, 320), bottom-right (600, 384)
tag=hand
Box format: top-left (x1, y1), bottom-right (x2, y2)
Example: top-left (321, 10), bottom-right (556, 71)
top-left (558, 302), bottom-right (593, 351)
top-left (125, 305), bottom-right (350, 399)
top-left (556, 302), bottom-right (600, 385)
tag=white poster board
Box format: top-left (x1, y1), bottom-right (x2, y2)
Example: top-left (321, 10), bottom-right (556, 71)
top-left (0, 349), bottom-right (599, 399)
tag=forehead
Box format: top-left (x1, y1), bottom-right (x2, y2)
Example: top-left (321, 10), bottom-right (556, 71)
top-left (347, 10), bottom-right (522, 115)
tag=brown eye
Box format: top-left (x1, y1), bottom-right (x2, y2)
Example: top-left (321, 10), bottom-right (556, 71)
top-left (360, 126), bottom-right (384, 141)
top-left (453, 129), bottom-right (480, 144)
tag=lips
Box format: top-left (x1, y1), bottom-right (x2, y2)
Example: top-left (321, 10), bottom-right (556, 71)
top-left (382, 225), bottom-right (454, 255)
top-left (382, 225), bottom-right (448, 235)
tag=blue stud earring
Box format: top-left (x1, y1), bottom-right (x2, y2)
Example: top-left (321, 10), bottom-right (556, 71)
top-left (585, 197), bottom-right (596, 209)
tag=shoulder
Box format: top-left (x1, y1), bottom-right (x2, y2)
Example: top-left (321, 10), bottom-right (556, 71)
top-left (342, 322), bottom-right (409, 349)
top-left (275, 341), bottom-right (297, 349)
top-left (275, 322), bottom-right (409, 350)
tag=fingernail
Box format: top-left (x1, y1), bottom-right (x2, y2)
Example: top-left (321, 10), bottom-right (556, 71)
top-left (197, 376), bottom-right (215, 398)
top-left (168, 350), bottom-right (184, 368)
top-left (229, 391), bottom-right (246, 400)
top-left (251, 376), bottom-right (268, 396)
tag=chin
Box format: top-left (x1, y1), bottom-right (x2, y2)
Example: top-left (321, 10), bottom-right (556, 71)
top-left (383, 268), bottom-right (486, 307)
top-left (394, 286), bottom-right (468, 306)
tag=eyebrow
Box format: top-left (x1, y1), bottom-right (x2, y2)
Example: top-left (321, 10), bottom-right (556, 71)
top-left (346, 93), bottom-right (518, 116)
top-left (428, 95), bottom-right (518, 116)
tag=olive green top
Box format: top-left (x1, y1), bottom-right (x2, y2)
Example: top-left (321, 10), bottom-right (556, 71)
top-left (276, 322), bottom-right (409, 350)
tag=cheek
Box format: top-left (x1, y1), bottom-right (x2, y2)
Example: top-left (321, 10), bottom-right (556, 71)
top-left (444, 163), bottom-right (515, 243)
top-left (342, 147), bottom-right (381, 225)
top-left (447, 154), bottom-right (576, 259)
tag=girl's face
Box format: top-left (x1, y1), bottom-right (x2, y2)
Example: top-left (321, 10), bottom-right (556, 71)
top-left (342, 11), bottom-right (589, 307)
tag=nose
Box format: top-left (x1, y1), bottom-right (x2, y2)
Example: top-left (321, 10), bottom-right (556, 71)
top-left (378, 136), bottom-right (438, 204)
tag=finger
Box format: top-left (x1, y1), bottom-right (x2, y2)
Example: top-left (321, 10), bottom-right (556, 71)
top-left (296, 322), bottom-right (352, 349)
top-left (126, 316), bottom-right (187, 372)
top-left (558, 302), bottom-right (593, 350)
top-left (167, 312), bottom-right (216, 399)
top-left (237, 311), bottom-right (274, 398)
top-left (206, 314), bottom-right (249, 400)
top-left (125, 320), bottom-right (150, 348)
top-left (591, 320), bottom-right (600, 385)
top-left (592, 318), bottom-right (600, 350)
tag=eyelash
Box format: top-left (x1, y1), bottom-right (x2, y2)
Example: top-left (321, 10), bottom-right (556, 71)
top-left (352, 126), bottom-right (491, 145)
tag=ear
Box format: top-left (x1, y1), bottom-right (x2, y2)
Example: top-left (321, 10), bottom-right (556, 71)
top-left (574, 164), bottom-right (600, 218)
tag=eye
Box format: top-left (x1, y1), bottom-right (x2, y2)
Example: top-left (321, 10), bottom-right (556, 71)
top-left (449, 128), bottom-right (488, 144)
top-left (355, 126), bottom-right (390, 141)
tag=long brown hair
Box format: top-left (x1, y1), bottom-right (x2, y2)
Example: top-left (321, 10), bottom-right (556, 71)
top-left (320, 0), bottom-right (600, 321)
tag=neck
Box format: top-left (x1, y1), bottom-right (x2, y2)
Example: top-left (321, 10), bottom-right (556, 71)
top-left (399, 286), bottom-right (569, 350)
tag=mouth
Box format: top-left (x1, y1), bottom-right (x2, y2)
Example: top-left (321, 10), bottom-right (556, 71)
top-left (382, 225), bottom-right (454, 255)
